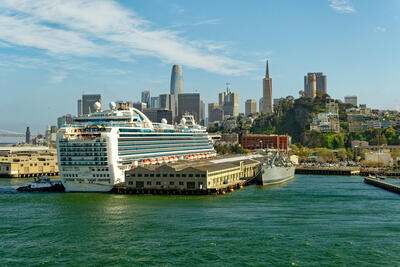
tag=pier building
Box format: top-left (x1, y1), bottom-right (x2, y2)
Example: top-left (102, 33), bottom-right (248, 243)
top-left (0, 146), bottom-right (58, 178)
top-left (119, 157), bottom-right (261, 194)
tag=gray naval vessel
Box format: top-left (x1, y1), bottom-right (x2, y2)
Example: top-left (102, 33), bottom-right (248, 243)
top-left (258, 150), bottom-right (295, 186)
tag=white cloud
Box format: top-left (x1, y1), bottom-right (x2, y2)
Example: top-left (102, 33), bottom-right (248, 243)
top-left (0, 0), bottom-right (251, 75)
top-left (50, 71), bottom-right (67, 83)
top-left (374, 26), bottom-right (387, 33)
top-left (329, 0), bottom-right (356, 14)
top-left (192, 19), bottom-right (220, 26)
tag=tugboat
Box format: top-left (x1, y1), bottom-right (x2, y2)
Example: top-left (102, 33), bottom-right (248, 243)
top-left (258, 150), bottom-right (296, 186)
top-left (17, 177), bottom-right (65, 192)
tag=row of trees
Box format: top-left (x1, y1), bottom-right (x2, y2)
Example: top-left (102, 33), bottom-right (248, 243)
top-left (214, 144), bottom-right (249, 155)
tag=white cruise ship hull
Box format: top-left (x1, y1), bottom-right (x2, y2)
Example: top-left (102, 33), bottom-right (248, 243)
top-left (258, 165), bottom-right (295, 185)
top-left (63, 182), bottom-right (114, 192)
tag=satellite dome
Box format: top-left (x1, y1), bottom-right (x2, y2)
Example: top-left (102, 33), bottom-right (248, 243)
top-left (109, 101), bottom-right (116, 110)
top-left (161, 118), bottom-right (167, 124)
top-left (94, 101), bottom-right (101, 112)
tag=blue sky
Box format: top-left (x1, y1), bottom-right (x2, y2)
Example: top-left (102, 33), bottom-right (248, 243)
top-left (0, 0), bottom-right (399, 134)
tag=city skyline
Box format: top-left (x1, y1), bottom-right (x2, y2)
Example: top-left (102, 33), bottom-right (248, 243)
top-left (1, 0), bottom-right (400, 134)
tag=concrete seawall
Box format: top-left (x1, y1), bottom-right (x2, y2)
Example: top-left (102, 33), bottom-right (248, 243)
top-left (364, 177), bottom-right (400, 194)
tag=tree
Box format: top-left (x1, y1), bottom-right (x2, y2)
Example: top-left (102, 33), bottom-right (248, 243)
top-left (370, 134), bottom-right (387, 145)
top-left (337, 148), bottom-right (347, 161)
top-left (385, 127), bottom-right (398, 145)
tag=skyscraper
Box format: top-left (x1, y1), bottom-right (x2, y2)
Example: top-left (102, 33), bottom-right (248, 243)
top-left (245, 99), bottom-right (257, 117)
top-left (178, 93), bottom-right (200, 123)
top-left (25, 127), bottom-right (30, 144)
top-left (77, 99), bottom-right (82, 116)
top-left (150, 96), bottom-right (160, 108)
top-left (159, 94), bottom-right (176, 120)
top-left (304, 72), bottom-right (327, 96)
top-left (170, 65), bottom-right (184, 115)
top-left (170, 65), bottom-right (184, 97)
top-left (219, 83), bottom-right (239, 117)
top-left (208, 103), bottom-right (224, 124)
top-left (200, 100), bottom-right (206, 125)
top-left (261, 60), bottom-right (273, 114)
top-left (141, 90), bottom-right (151, 108)
top-left (82, 94), bottom-right (102, 115)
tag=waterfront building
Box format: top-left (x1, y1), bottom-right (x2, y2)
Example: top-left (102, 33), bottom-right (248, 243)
top-left (81, 94), bottom-right (102, 115)
top-left (141, 90), bottom-right (151, 108)
top-left (344, 96), bottom-right (358, 107)
top-left (261, 60), bottom-right (273, 114)
top-left (132, 102), bottom-right (147, 111)
top-left (159, 94), bottom-right (176, 120)
top-left (124, 158), bottom-right (259, 192)
top-left (0, 146), bottom-right (58, 178)
top-left (245, 99), bottom-right (257, 117)
top-left (77, 99), bottom-right (82, 116)
top-left (143, 108), bottom-right (173, 124)
top-left (304, 72), bottom-right (327, 96)
top-left (57, 105), bottom-right (215, 192)
top-left (178, 93), bottom-right (201, 123)
top-left (25, 127), bottom-right (30, 144)
top-left (150, 96), bottom-right (160, 108)
top-left (208, 103), bottom-right (224, 124)
top-left (219, 83), bottom-right (239, 117)
top-left (241, 135), bottom-right (290, 150)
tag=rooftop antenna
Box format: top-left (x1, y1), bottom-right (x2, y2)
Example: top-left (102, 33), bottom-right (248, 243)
top-left (226, 82), bottom-right (231, 93)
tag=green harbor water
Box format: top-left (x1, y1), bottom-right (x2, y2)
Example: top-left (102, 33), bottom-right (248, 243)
top-left (1, 175), bottom-right (400, 266)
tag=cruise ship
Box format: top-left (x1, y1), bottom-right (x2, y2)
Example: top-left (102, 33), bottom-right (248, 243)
top-left (56, 102), bottom-right (216, 192)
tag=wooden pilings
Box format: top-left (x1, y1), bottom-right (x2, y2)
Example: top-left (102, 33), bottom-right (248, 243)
top-left (295, 167), bottom-right (360, 176)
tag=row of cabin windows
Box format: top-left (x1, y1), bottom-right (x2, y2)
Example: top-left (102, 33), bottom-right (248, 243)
top-left (93, 173), bottom-right (110, 177)
top-left (128, 181), bottom-right (202, 188)
top-left (128, 173), bottom-right (206, 178)
top-left (89, 168), bottom-right (109, 172)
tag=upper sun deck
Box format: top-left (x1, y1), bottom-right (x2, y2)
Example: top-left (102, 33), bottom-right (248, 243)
top-left (58, 102), bottom-right (207, 136)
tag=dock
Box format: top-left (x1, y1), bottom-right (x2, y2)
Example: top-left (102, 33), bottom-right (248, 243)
top-left (364, 177), bottom-right (400, 194)
top-left (295, 167), bottom-right (360, 176)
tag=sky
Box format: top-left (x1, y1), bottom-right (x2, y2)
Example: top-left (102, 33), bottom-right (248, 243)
top-left (0, 0), bottom-right (400, 134)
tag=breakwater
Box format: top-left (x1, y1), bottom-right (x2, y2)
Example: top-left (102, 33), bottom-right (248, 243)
top-left (364, 177), bottom-right (400, 194)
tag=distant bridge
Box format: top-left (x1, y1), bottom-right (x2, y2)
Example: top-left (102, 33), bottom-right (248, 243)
top-left (0, 129), bottom-right (37, 138)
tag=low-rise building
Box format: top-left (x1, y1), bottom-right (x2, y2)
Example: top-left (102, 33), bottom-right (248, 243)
top-left (241, 135), bottom-right (290, 150)
top-left (220, 133), bottom-right (239, 145)
top-left (124, 159), bottom-right (260, 192)
top-left (365, 152), bottom-right (393, 166)
top-left (0, 146), bottom-right (58, 178)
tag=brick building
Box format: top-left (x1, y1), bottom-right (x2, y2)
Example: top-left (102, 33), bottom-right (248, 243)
top-left (241, 135), bottom-right (290, 150)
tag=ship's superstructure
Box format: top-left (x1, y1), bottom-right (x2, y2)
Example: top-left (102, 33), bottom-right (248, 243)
top-left (56, 102), bottom-right (216, 192)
